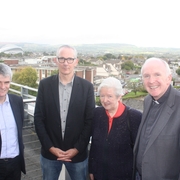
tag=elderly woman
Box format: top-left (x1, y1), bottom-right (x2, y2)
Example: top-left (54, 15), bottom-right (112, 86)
top-left (89, 77), bottom-right (142, 180)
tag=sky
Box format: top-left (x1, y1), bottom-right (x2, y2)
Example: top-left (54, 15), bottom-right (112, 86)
top-left (1, 0), bottom-right (180, 48)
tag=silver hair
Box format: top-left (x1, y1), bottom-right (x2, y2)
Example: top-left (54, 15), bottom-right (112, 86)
top-left (0, 63), bottom-right (12, 80)
top-left (98, 77), bottom-right (124, 97)
top-left (56, 45), bottom-right (78, 58)
top-left (141, 57), bottom-right (171, 76)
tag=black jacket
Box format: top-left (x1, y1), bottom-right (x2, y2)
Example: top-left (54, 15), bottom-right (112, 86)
top-left (34, 75), bottom-right (95, 162)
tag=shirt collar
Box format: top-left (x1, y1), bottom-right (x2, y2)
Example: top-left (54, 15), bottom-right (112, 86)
top-left (0, 94), bottom-right (9, 105)
top-left (59, 75), bottom-right (74, 85)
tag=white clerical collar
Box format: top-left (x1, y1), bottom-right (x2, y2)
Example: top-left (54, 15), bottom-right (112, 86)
top-left (153, 99), bottom-right (159, 104)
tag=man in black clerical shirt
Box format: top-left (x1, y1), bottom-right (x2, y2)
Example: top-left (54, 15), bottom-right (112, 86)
top-left (133, 58), bottom-right (180, 180)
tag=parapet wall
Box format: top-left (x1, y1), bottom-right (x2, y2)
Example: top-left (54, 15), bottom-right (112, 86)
top-left (123, 98), bottom-right (144, 112)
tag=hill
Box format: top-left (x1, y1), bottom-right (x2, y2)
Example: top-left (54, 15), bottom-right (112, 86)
top-left (1, 42), bottom-right (180, 55)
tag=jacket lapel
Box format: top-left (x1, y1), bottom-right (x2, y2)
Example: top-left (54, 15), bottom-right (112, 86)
top-left (68, 76), bottom-right (79, 109)
top-left (9, 95), bottom-right (20, 129)
top-left (134, 95), bottom-right (152, 153)
top-left (51, 75), bottom-right (60, 113)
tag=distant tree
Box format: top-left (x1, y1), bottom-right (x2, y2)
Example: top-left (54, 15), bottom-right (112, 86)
top-left (0, 52), bottom-right (6, 58)
top-left (176, 68), bottom-right (180, 75)
top-left (43, 52), bottom-right (49, 56)
top-left (12, 67), bottom-right (38, 96)
top-left (126, 80), bottom-right (145, 95)
top-left (102, 53), bottom-right (116, 60)
top-left (119, 55), bottom-right (132, 61)
top-left (147, 55), bottom-right (154, 59)
top-left (12, 67), bottom-right (38, 88)
top-left (121, 56), bottom-right (126, 61)
top-left (79, 59), bottom-right (85, 65)
top-left (51, 69), bottom-right (59, 75)
top-left (121, 60), bottom-right (134, 70)
top-left (134, 64), bottom-right (141, 70)
top-left (134, 71), bottom-right (139, 74)
top-left (14, 53), bottom-right (23, 58)
top-left (78, 59), bottom-right (92, 65)
top-left (127, 82), bottom-right (139, 95)
top-left (24, 51), bottom-right (34, 56)
top-left (97, 56), bottom-right (104, 60)
top-left (95, 97), bottom-right (102, 106)
top-left (117, 54), bottom-right (122, 59)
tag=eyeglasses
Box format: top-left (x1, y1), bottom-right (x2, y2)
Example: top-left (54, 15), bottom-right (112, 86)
top-left (57, 57), bottom-right (76, 64)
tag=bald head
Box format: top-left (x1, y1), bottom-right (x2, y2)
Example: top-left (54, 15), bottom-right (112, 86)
top-left (141, 58), bottom-right (171, 76)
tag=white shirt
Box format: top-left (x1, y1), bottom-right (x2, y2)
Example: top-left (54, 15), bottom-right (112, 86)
top-left (0, 95), bottom-right (19, 158)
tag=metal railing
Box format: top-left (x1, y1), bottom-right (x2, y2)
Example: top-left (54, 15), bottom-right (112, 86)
top-left (22, 100), bottom-right (42, 179)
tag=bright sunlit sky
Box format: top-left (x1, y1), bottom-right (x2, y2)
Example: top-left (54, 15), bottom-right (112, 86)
top-left (1, 0), bottom-right (180, 48)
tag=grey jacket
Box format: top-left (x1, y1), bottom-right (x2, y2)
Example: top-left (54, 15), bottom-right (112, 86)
top-left (133, 85), bottom-right (180, 180)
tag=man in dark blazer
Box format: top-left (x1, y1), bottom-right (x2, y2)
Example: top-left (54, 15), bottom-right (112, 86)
top-left (133, 58), bottom-right (180, 180)
top-left (0, 63), bottom-right (26, 180)
top-left (34, 45), bottom-right (95, 180)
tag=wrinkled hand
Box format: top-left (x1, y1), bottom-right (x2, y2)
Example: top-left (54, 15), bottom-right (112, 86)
top-left (89, 173), bottom-right (94, 180)
top-left (49, 147), bottom-right (78, 162)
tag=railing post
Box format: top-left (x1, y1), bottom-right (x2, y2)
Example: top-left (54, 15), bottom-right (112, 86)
top-left (21, 86), bottom-right (29, 99)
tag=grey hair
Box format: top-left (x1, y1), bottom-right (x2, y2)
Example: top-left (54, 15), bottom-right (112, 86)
top-left (141, 57), bottom-right (171, 75)
top-left (56, 45), bottom-right (78, 58)
top-left (98, 77), bottom-right (124, 97)
top-left (0, 63), bottom-right (12, 80)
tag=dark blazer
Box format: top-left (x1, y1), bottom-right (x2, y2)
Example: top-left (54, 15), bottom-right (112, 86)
top-left (0, 131), bottom-right (1, 155)
top-left (34, 75), bottom-right (95, 162)
top-left (8, 94), bottom-right (26, 174)
top-left (133, 85), bottom-right (180, 180)
top-left (89, 106), bottom-right (142, 180)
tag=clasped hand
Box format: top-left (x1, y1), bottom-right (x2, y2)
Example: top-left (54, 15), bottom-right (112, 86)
top-left (49, 147), bottom-right (78, 161)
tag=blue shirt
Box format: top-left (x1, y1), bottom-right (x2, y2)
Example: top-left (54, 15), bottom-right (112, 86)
top-left (0, 94), bottom-right (19, 158)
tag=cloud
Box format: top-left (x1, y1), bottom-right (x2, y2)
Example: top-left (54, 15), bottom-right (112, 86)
top-left (1, 0), bottom-right (180, 48)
